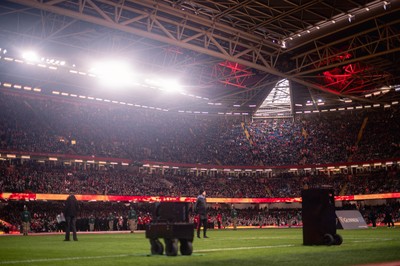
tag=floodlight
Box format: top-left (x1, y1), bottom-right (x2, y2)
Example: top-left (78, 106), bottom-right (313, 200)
top-left (90, 60), bottom-right (136, 87)
top-left (381, 86), bottom-right (390, 94)
top-left (145, 77), bottom-right (184, 93)
top-left (348, 14), bottom-right (355, 23)
top-left (22, 51), bottom-right (39, 62)
top-left (383, 1), bottom-right (390, 10)
top-left (160, 79), bottom-right (184, 93)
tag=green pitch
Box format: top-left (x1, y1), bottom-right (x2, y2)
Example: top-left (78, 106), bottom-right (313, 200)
top-left (0, 228), bottom-right (399, 266)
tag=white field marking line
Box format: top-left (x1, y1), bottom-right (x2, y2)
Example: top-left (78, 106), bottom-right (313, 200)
top-left (349, 238), bottom-right (394, 243)
top-left (216, 236), bottom-right (300, 240)
top-left (195, 244), bottom-right (295, 253)
top-left (0, 244), bottom-right (295, 264)
top-left (0, 254), bottom-right (132, 265)
top-left (345, 237), bottom-right (395, 240)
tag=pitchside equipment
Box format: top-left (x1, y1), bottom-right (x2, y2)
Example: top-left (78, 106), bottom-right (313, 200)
top-left (336, 210), bottom-right (368, 229)
top-left (301, 188), bottom-right (343, 246)
top-left (145, 202), bottom-right (194, 256)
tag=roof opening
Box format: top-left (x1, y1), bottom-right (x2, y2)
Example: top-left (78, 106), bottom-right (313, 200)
top-left (253, 79), bottom-right (292, 119)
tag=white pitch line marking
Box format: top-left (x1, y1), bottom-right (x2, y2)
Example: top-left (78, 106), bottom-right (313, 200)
top-left (217, 236), bottom-right (301, 240)
top-left (0, 254), bottom-right (131, 265)
top-left (195, 244), bottom-right (295, 253)
top-left (0, 244), bottom-right (295, 264)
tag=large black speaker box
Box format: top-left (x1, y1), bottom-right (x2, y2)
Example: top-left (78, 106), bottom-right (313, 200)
top-left (302, 188), bottom-right (342, 245)
top-left (154, 202), bottom-right (189, 223)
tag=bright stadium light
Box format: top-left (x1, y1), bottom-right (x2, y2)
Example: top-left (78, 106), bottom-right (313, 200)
top-left (22, 51), bottom-right (39, 62)
top-left (160, 79), bottom-right (184, 93)
top-left (90, 60), bottom-right (136, 87)
top-left (145, 77), bottom-right (184, 93)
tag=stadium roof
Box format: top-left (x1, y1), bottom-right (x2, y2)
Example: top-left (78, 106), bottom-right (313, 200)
top-left (0, 0), bottom-right (399, 117)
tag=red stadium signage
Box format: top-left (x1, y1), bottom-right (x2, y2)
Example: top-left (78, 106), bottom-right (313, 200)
top-left (1, 192), bottom-right (400, 203)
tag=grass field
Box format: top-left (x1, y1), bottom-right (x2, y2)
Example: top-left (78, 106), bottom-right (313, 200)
top-left (0, 228), bottom-right (399, 266)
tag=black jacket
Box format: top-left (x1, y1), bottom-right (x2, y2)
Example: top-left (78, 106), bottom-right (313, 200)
top-left (64, 194), bottom-right (79, 217)
top-left (195, 195), bottom-right (207, 216)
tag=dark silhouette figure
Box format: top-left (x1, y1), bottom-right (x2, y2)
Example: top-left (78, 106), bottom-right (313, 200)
top-left (64, 193), bottom-right (79, 241)
top-left (195, 189), bottom-right (208, 238)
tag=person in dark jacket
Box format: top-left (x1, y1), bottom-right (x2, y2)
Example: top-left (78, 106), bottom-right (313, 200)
top-left (21, 205), bottom-right (31, 236)
top-left (64, 191), bottom-right (79, 241)
top-left (194, 189), bottom-right (209, 238)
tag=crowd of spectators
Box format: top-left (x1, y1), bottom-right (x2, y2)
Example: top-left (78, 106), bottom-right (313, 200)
top-left (1, 160), bottom-right (399, 198)
top-left (246, 107), bottom-right (399, 166)
top-left (1, 198), bottom-right (398, 234)
top-left (1, 92), bottom-right (399, 166)
top-left (0, 93), bottom-right (248, 165)
top-left (1, 200), bottom-right (287, 233)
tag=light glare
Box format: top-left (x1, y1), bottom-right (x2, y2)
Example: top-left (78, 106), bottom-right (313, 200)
top-left (145, 77), bottom-right (184, 93)
top-left (22, 51), bottom-right (39, 62)
top-left (90, 60), bottom-right (135, 87)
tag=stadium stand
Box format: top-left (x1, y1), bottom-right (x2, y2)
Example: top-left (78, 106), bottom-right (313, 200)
top-left (1, 92), bottom-right (400, 232)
